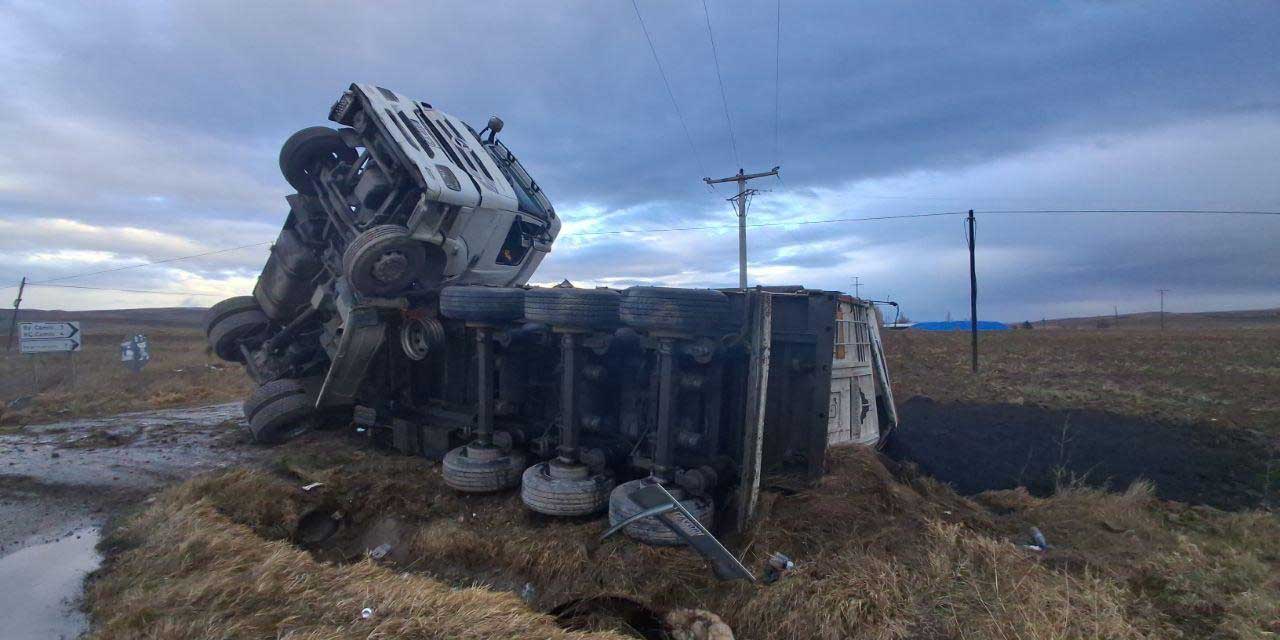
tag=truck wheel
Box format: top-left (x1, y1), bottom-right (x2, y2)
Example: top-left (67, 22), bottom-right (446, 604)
top-left (439, 286), bottom-right (526, 323)
top-left (205, 296), bottom-right (269, 362)
top-left (607, 478), bottom-right (714, 546)
top-left (243, 378), bottom-right (316, 444)
top-left (619, 287), bottom-right (734, 336)
top-left (442, 444), bottom-right (526, 492)
top-left (342, 225), bottom-right (430, 296)
top-left (523, 287), bottom-right (621, 330)
top-left (521, 461), bottom-right (614, 516)
top-left (279, 126), bottom-right (356, 195)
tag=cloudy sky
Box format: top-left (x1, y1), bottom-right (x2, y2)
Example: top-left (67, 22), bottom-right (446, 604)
top-left (2, 1), bottom-right (1278, 321)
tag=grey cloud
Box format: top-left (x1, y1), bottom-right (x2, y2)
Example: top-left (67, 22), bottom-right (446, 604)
top-left (2, 1), bottom-right (1278, 317)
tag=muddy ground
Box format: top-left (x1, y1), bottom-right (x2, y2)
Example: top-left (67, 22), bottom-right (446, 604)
top-left (0, 403), bottom-right (262, 638)
top-left (1, 395), bottom-right (1276, 638)
top-left (884, 397), bottom-right (1279, 510)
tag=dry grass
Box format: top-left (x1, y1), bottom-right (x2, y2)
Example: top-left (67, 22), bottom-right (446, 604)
top-left (89, 494), bottom-right (627, 638)
top-left (80, 322), bottom-right (1280, 638)
top-left (0, 326), bottom-right (250, 426)
top-left (882, 327), bottom-right (1280, 434)
top-left (89, 441), bottom-right (1280, 639)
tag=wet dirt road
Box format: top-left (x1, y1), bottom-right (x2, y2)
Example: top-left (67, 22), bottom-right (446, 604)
top-left (0, 402), bottom-right (262, 639)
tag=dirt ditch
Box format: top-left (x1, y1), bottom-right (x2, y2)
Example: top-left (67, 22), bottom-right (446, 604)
top-left (84, 429), bottom-right (1280, 639)
top-left (885, 397), bottom-right (1279, 510)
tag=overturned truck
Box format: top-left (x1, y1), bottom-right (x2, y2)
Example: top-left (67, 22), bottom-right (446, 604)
top-left (205, 84), bottom-right (896, 544)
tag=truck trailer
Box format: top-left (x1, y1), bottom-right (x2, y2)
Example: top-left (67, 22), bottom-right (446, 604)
top-left (204, 84), bottom-right (896, 544)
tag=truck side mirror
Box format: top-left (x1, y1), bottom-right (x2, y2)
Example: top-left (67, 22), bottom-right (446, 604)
top-left (485, 116), bottom-right (504, 142)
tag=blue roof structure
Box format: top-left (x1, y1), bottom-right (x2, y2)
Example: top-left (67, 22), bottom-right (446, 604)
top-left (911, 320), bottom-right (1009, 331)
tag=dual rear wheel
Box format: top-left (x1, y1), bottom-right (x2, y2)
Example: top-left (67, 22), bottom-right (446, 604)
top-left (204, 296), bottom-right (269, 363)
top-left (242, 378), bottom-right (318, 444)
top-left (439, 284), bottom-right (734, 336)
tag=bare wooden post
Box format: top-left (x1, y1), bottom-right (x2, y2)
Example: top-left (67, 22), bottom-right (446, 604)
top-left (6, 277), bottom-right (25, 351)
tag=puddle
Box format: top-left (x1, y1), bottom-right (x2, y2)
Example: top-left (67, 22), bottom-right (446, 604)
top-left (0, 527), bottom-right (101, 640)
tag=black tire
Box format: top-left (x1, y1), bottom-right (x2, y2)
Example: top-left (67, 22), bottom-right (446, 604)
top-left (619, 287), bottom-right (734, 336)
top-left (342, 225), bottom-right (432, 296)
top-left (524, 288), bottom-right (621, 330)
top-left (279, 126), bottom-right (356, 195)
top-left (607, 479), bottom-right (714, 546)
top-left (521, 461), bottom-right (614, 516)
top-left (205, 296), bottom-right (269, 362)
top-left (243, 378), bottom-right (316, 444)
top-left (439, 286), bottom-right (526, 323)
top-left (442, 444), bottom-right (526, 492)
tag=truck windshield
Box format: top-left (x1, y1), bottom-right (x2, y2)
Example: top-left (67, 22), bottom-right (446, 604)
top-left (482, 139), bottom-right (554, 221)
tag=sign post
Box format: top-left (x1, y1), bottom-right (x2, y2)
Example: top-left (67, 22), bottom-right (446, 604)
top-left (19, 321), bottom-right (82, 388)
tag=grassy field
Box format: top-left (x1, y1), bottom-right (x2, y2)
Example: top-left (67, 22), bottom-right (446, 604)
top-left (0, 324), bottom-right (251, 426)
top-left (90, 438), bottom-right (1279, 639)
top-left (79, 319), bottom-right (1280, 639)
top-left (882, 326), bottom-right (1280, 435)
top-left (5, 309), bottom-right (1277, 436)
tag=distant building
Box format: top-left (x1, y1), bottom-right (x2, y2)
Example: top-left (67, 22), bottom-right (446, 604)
top-left (910, 320), bottom-right (1009, 331)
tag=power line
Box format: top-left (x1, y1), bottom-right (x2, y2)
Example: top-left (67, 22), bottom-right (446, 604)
top-left (7, 208), bottom-right (1277, 295)
top-left (574, 210), bottom-right (964, 236)
top-left (700, 0), bottom-right (740, 168)
top-left (28, 240), bottom-right (270, 286)
top-left (566, 206), bottom-right (1280, 238)
top-left (980, 209), bottom-right (1280, 216)
top-left (629, 0), bottom-right (716, 193)
top-left (28, 283), bottom-right (226, 297)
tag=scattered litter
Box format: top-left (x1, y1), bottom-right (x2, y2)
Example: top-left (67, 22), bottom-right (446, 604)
top-left (360, 607), bottom-right (374, 619)
top-left (301, 482), bottom-right (324, 492)
top-left (762, 552), bottom-right (795, 584)
top-left (1030, 527), bottom-right (1049, 549)
top-left (368, 543), bottom-right (392, 560)
top-left (520, 582), bottom-right (536, 602)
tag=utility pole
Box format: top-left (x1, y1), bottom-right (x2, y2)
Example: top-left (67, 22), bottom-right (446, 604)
top-left (705, 166), bottom-right (780, 290)
top-left (966, 210), bottom-right (978, 373)
top-left (1157, 289), bottom-right (1170, 330)
top-left (851, 276), bottom-right (862, 298)
top-left (6, 276), bottom-right (26, 351)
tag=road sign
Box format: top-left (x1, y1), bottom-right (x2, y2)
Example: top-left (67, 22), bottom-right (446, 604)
top-left (120, 334), bottom-right (150, 372)
top-left (19, 321), bottom-right (80, 340)
top-left (18, 321), bottom-right (82, 354)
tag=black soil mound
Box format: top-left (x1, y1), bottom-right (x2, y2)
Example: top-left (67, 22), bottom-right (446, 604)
top-left (885, 397), bottom-right (1277, 510)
